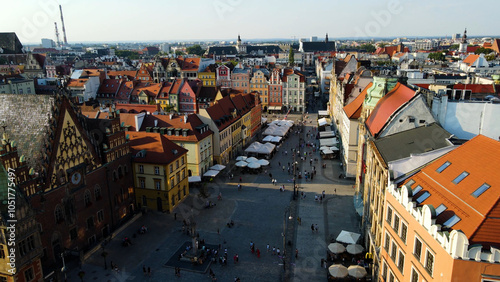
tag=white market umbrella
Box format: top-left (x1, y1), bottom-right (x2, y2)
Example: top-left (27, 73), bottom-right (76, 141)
top-left (236, 156), bottom-right (247, 161)
top-left (210, 164), bottom-right (226, 171)
top-left (328, 242), bottom-right (346, 254)
top-left (329, 146), bottom-right (339, 151)
top-left (188, 176), bottom-right (201, 183)
top-left (348, 265), bottom-right (367, 278)
top-left (320, 146), bottom-right (329, 151)
top-left (246, 157), bottom-right (259, 163)
top-left (346, 244), bottom-right (364, 255)
top-left (247, 162), bottom-right (261, 169)
top-left (257, 159), bottom-right (269, 166)
top-left (203, 170), bottom-right (220, 177)
top-left (322, 149), bottom-right (334, 155)
top-left (336, 230), bottom-right (361, 244)
top-left (235, 161), bottom-right (248, 167)
top-left (328, 264), bottom-right (348, 278)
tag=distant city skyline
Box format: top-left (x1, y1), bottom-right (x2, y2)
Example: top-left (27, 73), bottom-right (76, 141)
top-left (4, 0), bottom-right (500, 45)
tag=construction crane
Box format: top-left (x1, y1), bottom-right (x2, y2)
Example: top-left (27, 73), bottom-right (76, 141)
top-left (54, 22), bottom-right (61, 47)
top-left (59, 5), bottom-right (68, 45)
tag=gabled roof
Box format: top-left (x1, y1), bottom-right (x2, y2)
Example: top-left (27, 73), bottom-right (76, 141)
top-left (129, 132), bottom-right (187, 164)
top-left (97, 79), bottom-right (121, 94)
top-left (197, 86), bottom-right (218, 101)
top-left (182, 58), bottom-right (200, 71)
top-left (107, 70), bottom-right (138, 80)
top-left (402, 135), bottom-right (500, 248)
top-left (157, 81), bottom-right (173, 99)
top-left (115, 104), bottom-right (160, 114)
top-left (374, 123), bottom-right (451, 163)
top-left (205, 95), bottom-right (239, 131)
top-left (130, 82), bottom-right (162, 98)
top-left (137, 114), bottom-right (213, 142)
top-left (67, 78), bottom-right (88, 88)
top-left (116, 81), bottom-right (134, 101)
top-left (365, 83), bottom-right (417, 137)
top-left (0, 32), bottom-right (23, 54)
top-left (282, 69), bottom-right (305, 82)
top-left (169, 78), bottom-right (183, 94)
top-left (343, 82), bottom-right (372, 119)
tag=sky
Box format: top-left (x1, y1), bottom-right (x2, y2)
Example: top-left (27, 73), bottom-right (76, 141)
top-left (3, 0), bottom-right (500, 45)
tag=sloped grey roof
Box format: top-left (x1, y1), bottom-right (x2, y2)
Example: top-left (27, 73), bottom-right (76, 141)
top-left (374, 123), bottom-right (452, 163)
top-left (0, 94), bottom-right (55, 169)
top-left (0, 33), bottom-right (23, 54)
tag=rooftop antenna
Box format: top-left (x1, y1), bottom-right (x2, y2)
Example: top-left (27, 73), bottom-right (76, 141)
top-left (59, 5), bottom-right (68, 45)
top-left (54, 22), bottom-right (61, 47)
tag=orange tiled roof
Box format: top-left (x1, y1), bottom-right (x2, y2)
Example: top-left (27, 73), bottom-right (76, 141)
top-left (108, 70), bottom-right (138, 80)
top-left (139, 114), bottom-right (213, 142)
top-left (365, 83), bottom-right (416, 136)
top-left (129, 132), bottom-right (187, 164)
top-left (97, 79), bottom-right (121, 94)
top-left (343, 82), bottom-right (372, 119)
top-left (402, 135), bottom-right (500, 248)
top-left (462, 54), bottom-right (479, 66)
top-left (82, 69), bottom-right (103, 77)
top-left (131, 82), bottom-right (162, 98)
top-left (67, 78), bottom-right (88, 87)
top-left (453, 83), bottom-right (495, 94)
top-left (115, 104), bottom-right (160, 113)
top-left (182, 58), bottom-right (200, 71)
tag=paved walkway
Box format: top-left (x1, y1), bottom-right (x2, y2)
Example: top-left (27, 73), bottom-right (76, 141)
top-left (66, 113), bottom-right (361, 282)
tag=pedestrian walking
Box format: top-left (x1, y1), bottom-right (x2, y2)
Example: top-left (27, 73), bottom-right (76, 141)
top-left (315, 224), bottom-right (319, 233)
top-left (234, 254), bottom-right (239, 263)
top-left (256, 249), bottom-right (261, 258)
top-left (334, 188), bottom-right (337, 194)
top-left (272, 247), bottom-right (276, 255)
top-left (239, 177), bottom-right (242, 182)
top-left (143, 265), bottom-right (146, 276)
top-left (267, 244), bottom-right (270, 252)
top-left (277, 248), bottom-right (281, 256)
top-left (311, 224), bottom-right (314, 233)
top-left (322, 190), bottom-right (325, 199)
top-left (295, 249), bottom-right (299, 259)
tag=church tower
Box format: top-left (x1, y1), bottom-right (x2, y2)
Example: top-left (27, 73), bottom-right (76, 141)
top-left (458, 28), bottom-right (468, 53)
top-left (236, 34), bottom-right (246, 54)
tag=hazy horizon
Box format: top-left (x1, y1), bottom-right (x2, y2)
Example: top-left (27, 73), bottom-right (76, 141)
top-left (4, 0), bottom-right (500, 45)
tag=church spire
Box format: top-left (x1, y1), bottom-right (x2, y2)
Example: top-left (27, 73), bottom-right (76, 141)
top-left (325, 33), bottom-right (329, 43)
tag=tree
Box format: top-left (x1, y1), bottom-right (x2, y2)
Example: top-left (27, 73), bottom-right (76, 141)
top-left (449, 44), bottom-right (459, 50)
top-left (175, 50), bottom-right (185, 56)
top-left (485, 53), bottom-right (496, 61)
top-left (186, 44), bottom-right (206, 56)
top-left (475, 47), bottom-right (494, 55)
top-left (428, 52), bottom-right (446, 62)
top-left (288, 47), bottom-right (295, 66)
top-left (360, 43), bottom-right (376, 53)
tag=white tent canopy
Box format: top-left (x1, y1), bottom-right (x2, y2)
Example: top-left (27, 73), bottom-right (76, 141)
top-left (336, 230), bottom-right (361, 244)
top-left (270, 136), bottom-right (282, 143)
top-left (319, 131), bottom-right (336, 138)
top-left (322, 149), bottom-right (334, 155)
top-left (320, 138), bottom-right (338, 147)
top-left (203, 170), bottom-right (220, 178)
top-left (246, 157), bottom-right (259, 163)
top-left (235, 161), bottom-right (248, 167)
top-left (260, 142), bottom-right (276, 154)
top-left (257, 159), bottom-right (269, 166)
top-left (210, 164), bottom-right (226, 171)
top-left (236, 156), bottom-right (247, 161)
top-left (245, 142), bottom-right (263, 154)
top-left (188, 176), bottom-right (201, 183)
top-left (318, 110), bottom-right (329, 117)
top-left (262, 135), bottom-right (274, 142)
top-left (318, 117), bottom-right (328, 127)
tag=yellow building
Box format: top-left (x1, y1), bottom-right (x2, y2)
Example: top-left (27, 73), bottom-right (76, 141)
top-left (130, 132), bottom-right (189, 213)
top-left (250, 69), bottom-right (269, 109)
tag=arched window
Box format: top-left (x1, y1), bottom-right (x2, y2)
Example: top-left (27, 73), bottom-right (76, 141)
top-left (84, 190), bottom-right (91, 206)
top-left (55, 205), bottom-right (64, 223)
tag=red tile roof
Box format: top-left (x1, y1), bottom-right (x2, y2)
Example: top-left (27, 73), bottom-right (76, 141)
top-left (402, 135), bottom-right (500, 248)
top-left (182, 58), bottom-right (200, 71)
top-left (282, 69), bottom-right (305, 82)
top-left (115, 81), bottom-right (134, 101)
top-left (107, 70), bottom-right (138, 80)
top-left (169, 78), bottom-right (183, 94)
top-left (453, 83), bottom-right (495, 94)
top-left (129, 132), bottom-right (187, 164)
top-left (115, 104), bottom-right (160, 113)
top-left (138, 114), bottom-right (213, 142)
top-left (343, 82), bottom-right (372, 119)
top-left (365, 83), bottom-right (416, 136)
top-left (67, 78), bottom-right (88, 87)
top-left (97, 79), bottom-right (121, 94)
top-left (130, 82), bottom-right (162, 98)
top-left (157, 81), bottom-right (173, 99)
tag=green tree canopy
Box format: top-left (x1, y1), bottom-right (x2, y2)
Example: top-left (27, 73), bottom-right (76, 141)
top-left (186, 44), bottom-right (206, 56)
top-left (475, 47), bottom-right (494, 55)
top-left (428, 52), bottom-right (446, 61)
top-left (115, 50), bottom-right (139, 60)
top-left (289, 48), bottom-right (295, 66)
top-left (360, 43), bottom-right (376, 53)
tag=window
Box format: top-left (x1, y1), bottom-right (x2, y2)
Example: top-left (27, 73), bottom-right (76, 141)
top-left (435, 204), bottom-right (447, 216)
top-left (414, 237), bottom-right (422, 260)
top-left (436, 161), bottom-right (451, 173)
top-left (181, 156), bottom-right (185, 165)
top-left (176, 160), bottom-right (179, 169)
top-left (155, 180), bottom-right (161, 190)
top-left (170, 177), bottom-right (175, 188)
top-left (411, 268), bottom-right (419, 282)
top-left (139, 178), bottom-right (145, 189)
top-left (24, 268), bottom-right (35, 282)
top-left (154, 166), bottom-right (160, 175)
top-left (97, 210), bottom-right (104, 223)
top-left (387, 207), bottom-right (393, 224)
top-left (170, 164), bottom-right (173, 173)
top-left (87, 217), bottom-right (95, 229)
top-left (388, 271), bottom-right (395, 282)
top-left (391, 242), bottom-right (397, 261)
top-left (401, 223), bottom-right (407, 244)
top-left (394, 215), bottom-right (400, 233)
top-left (425, 251), bottom-right (434, 276)
top-left (139, 165), bottom-right (144, 173)
top-left (84, 190), bottom-right (91, 206)
top-left (452, 171), bottom-right (469, 184)
top-left (55, 205), bottom-right (63, 223)
top-left (443, 214), bottom-right (461, 228)
top-left (95, 185), bottom-right (102, 200)
top-left (70, 227), bottom-right (77, 241)
top-left (382, 261), bottom-right (388, 280)
top-left (385, 232), bottom-right (391, 252)
top-left (416, 191), bottom-right (430, 204)
top-left (398, 251), bottom-right (405, 272)
top-left (472, 183), bottom-right (491, 197)
top-left (412, 185), bottom-right (423, 194)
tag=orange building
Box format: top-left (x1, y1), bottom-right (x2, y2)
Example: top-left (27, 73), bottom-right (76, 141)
top-left (380, 135), bottom-right (500, 282)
